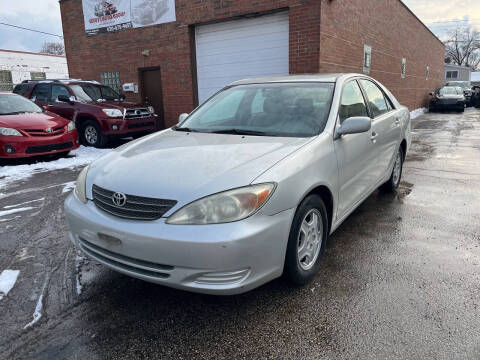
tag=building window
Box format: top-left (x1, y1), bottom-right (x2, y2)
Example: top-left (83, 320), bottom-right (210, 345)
top-left (363, 45), bottom-right (372, 75)
top-left (401, 58), bottom-right (406, 79)
top-left (426, 66), bottom-right (430, 80)
top-left (446, 71), bottom-right (458, 79)
top-left (0, 70), bottom-right (13, 91)
top-left (30, 72), bottom-right (46, 80)
top-left (101, 71), bottom-right (121, 93)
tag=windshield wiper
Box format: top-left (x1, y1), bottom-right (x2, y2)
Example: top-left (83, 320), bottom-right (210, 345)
top-left (0, 111), bottom-right (30, 115)
top-left (209, 128), bottom-right (272, 136)
top-left (174, 126), bottom-right (201, 132)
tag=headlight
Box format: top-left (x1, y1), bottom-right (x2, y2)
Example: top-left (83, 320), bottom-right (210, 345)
top-left (102, 109), bottom-right (123, 117)
top-left (148, 106), bottom-right (154, 114)
top-left (67, 121), bottom-right (76, 132)
top-left (0, 127), bottom-right (23, 136)
top-left (166, 183), bottom-right (276, 225)
top-left (74, 165), bottom-right (89, 204)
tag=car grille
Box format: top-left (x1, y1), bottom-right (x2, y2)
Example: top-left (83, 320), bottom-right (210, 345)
top-left (24, 126), bottom-right (65, 137)
top-left (25, 141), bottom-right (73, 154)
top-left (127, 121), bottom-right (154, 129)
top-left (125, 108), bottom-right (151, 119)
top-left (78, 237), bottom-right (173, 279)
top-left (92, 184), bottom-right (177, 221)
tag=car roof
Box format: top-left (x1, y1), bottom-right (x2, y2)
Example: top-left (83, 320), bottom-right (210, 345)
top-left (20, 79), bottom-right (101, 86)
top-left (229, 73), bottom-right (351, 86)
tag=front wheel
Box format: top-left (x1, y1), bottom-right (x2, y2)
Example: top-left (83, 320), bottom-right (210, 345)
top-left (380, 147), bottom-right (404, 193)
top-left (81, 120), bottom-right (107, 147)
top-left (284, 195), bottom-right (328, 285)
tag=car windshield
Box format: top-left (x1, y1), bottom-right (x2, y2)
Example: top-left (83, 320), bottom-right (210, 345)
top-left (70, 84), bottom-right (122, 102)
top-left (0, 94), bottom-right (43, 115)
top-left (177, 83), bottom-right (335, 137)
top-left (446, 81), bottom-right (470, 89)
top-left (439, 87), bottom-right (462, 95)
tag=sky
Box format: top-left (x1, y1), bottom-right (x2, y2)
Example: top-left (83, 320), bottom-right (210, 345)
top-left (0, 0), bottom-right (479, 52)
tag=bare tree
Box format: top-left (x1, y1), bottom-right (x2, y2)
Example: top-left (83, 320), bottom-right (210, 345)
top-left (444, 27), bottom-right (480, 71)
top-left (40, 41), bottom-right (65, 56)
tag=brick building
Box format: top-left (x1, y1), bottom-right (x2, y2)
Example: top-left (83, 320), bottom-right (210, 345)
top-left (60, 0), bottom-right (444, 129)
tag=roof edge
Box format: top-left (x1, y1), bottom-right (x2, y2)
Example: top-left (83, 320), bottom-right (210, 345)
top-left (0, 48), bottom-right (66, 58)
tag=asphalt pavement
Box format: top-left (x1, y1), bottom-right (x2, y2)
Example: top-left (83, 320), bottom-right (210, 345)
top-left (0, 109), bottom-right (479, 359)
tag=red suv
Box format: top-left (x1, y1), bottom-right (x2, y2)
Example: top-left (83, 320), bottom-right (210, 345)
top-left (14, 80), bottom-right (159, 147)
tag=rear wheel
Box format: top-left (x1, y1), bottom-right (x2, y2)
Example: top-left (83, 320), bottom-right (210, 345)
top-left (380, 147), bottom-right (404, 193)
top-left (285, 195), bottom-right (328, 285)
top-left (81, 120), bottom-right (107, 147)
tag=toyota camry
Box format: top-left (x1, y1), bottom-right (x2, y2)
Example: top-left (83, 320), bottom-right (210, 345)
top-left (64, 74), bottom-right (411, 295)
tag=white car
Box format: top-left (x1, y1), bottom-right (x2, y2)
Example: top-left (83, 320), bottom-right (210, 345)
top-left (65, 74), bottom-right (411, 295)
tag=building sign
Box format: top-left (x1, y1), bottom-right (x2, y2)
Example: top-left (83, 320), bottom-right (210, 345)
top-left (82, 0), bottom-right (176, 35)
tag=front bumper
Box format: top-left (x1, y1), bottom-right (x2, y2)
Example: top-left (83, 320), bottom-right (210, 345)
top-left (64, 193), bottom-right (294, 295)
top-left (0, 130), bottom-right (79, 158)
top-left (101, 114), bottom-right (158, 136)
top-left (432, 100), bottom-right (464, 109)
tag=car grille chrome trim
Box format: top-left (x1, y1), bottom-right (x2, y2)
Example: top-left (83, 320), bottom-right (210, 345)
top-left (124, 108), bottom-right (151, 119)
top-left (78, 237), bottom-right (172, 279)
top-left (24, 126), bottom-right (65, 137)
top-left (92, 184), bottom-right (177, 220)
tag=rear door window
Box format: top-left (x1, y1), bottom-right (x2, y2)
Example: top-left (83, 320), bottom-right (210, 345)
top-left (31, 83), bottom-right (50, 102)
top-left (359, 79), bottom-right (389, 118)
top-left (13, 84), bottom-right (29, 96)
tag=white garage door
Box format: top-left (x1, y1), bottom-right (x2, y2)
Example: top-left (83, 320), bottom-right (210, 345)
top-left (195, 12), bottom-right (289, 104)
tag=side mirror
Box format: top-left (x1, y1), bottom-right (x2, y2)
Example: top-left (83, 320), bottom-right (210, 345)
top-left (178, 113), bottom-right (189, 123)
top-left (58, 94), bottom-right (74, 105)
top-left (119, 94), bottom-right (126, 101)
top-left (429, 92), bottom-right (434, 96)
top-left (335, 116), bottom-right (371, 138)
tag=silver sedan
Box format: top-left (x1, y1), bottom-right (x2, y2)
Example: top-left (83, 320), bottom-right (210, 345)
top-left (64, 74), bottom-right (411, 295)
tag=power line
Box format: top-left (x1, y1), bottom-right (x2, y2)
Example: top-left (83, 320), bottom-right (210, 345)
top-left (426, 18), bottom-right (480, 25)
top-left (0, 22), bottom-right (63, 39)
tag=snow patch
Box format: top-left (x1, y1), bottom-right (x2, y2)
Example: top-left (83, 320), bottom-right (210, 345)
top-left (0, 270), bottom-right (20, 300)
top-left (410, 108), bottom-right (427, 120)
top-left (0, 146), bottom-right (112, 191)
top-left (24, 274), bottom-right (49, 329)
top-left (75, 255), bottom-right (86, 295)
top-left (62, 181), bottom-right (76, 194)
top-left (2, 198), bottom-right (44, 209)
top-left (0, 207), bottom-right (35, 217)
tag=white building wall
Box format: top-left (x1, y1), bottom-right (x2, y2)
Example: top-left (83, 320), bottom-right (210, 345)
top-left (0, 50), bottom-right (69, 87)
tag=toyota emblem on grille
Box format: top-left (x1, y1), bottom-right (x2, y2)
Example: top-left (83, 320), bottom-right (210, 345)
top-left (112, 192), bottom-right (127, 207)
top-left (46, 128), bottom-right (53, 133)
top-left (135, 110), bottom-right (141, 115)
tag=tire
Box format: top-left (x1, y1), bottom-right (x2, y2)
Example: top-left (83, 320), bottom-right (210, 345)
top-left (80, 120), bottom-right (107, 147)
top-left (284, 195), bottom-right (329, 285)
top-left (428, 104), bottom-right (435, 112)
top-left (380, 147), bottom-right (404, 193)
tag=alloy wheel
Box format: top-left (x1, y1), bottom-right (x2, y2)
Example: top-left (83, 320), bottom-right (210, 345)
top-left (84, 125), bottom-right (98, 145)
top-left (297, 209), bottom-right (323, 271)
top-left (392, 150), bottom-right (402, 186)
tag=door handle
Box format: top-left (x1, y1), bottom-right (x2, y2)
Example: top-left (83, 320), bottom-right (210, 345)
top-left (394, 118), bottom-right (401, 126)
top-left (370, 132), bottom-right (378, 143)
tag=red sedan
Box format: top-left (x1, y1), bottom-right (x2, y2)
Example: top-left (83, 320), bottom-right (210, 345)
top-left (0, 92), bottom-right (79, 159)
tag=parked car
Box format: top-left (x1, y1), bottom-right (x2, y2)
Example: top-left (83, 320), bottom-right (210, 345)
top-left (0, 92), bottom-right (78, 159)
top-left (429, 86), bottom-right (465, 113)
top-left (472, 86), bottom-right (480, 108)
top-left (65, 74), bottom-right (411, 295)
top-left (445, 81), bottom-right (472, 106)
top-left (14, 79), bottom-right (159, 147)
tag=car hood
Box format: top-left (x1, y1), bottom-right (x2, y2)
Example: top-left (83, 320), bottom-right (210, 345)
top-left (86, 129), bottom-right (312, 208)
top-left (0, 112), bottom-right (69, 129)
